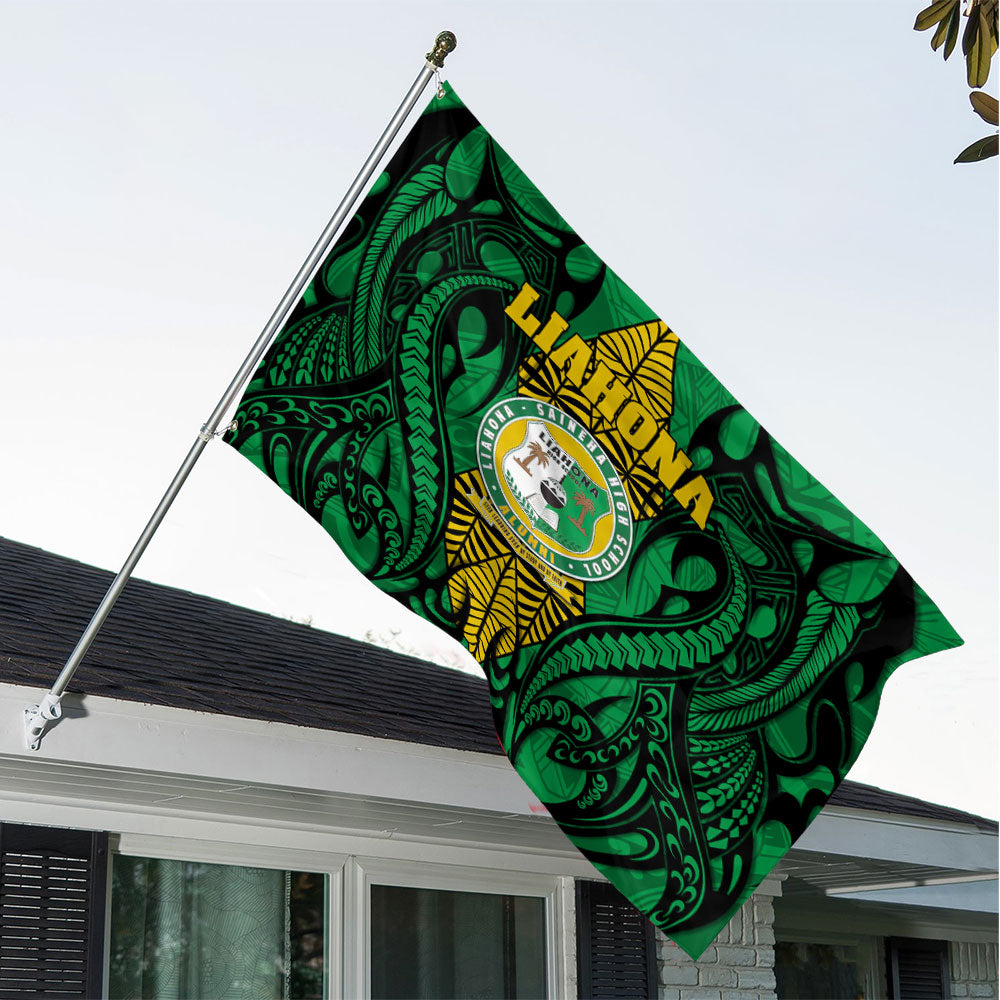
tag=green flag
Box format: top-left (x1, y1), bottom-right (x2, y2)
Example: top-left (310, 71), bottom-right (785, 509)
top-left (227, 83), bottom-right (961, 957)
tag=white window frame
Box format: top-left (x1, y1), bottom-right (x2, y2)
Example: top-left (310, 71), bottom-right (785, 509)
top-left (343, 855), bottom-right (573, 999)
top-left (105, 832), bottom-right (577, 1000)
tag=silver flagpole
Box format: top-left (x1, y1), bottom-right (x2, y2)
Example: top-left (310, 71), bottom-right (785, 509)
top-left (24, 30), bottom-right (458, 751)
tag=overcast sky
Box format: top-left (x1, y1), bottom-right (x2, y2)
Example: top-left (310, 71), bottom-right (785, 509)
top-left (1, 1), bottom-right (996, 818)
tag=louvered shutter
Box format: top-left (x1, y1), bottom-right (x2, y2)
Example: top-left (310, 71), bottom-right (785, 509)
top-left (0, 823), bottom-right (108, 998)
top-left (576, 880), bottom-right (657, 999)
top-left (887, 937), bottom-right (951, 999)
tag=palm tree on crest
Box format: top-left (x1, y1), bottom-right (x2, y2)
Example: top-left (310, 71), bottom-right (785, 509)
top-left (569, 492), bottom-right (595, 532)
top-left (515, 441), bottom-right (549, 475)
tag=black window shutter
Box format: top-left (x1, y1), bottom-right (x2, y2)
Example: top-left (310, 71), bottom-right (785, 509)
top-left (886, 937), bottom-right (951, 999)
top-left (0, 823), bottom-right (108, 998)
top-left (576, 880), bottom-right (657, 999)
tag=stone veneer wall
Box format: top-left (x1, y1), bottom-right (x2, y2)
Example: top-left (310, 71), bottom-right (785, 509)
top-left (657, 877), bottom-right (782, 1000)
top-left (950, 941), bottom-right (999, 998)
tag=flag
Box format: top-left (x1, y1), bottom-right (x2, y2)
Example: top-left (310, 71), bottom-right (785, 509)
top-left (226, 82), bottom-right (961, 957)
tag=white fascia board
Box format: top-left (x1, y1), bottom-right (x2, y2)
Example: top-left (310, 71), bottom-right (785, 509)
top-left (0, 683), bottom-right (539, 816)
top-left (0, 787), bottom-right (599, 880)
top-left (775, 897), bottom-right (999, 944)
top-left (836, 878), bottom-right (999, 914)
top-left (1, 682), bottom-right (995, 875)
top-left (791, 807), bottom-right (997, 874)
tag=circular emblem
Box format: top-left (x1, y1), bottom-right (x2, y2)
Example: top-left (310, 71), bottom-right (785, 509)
top-left (476, 397), bottom-right (633, 581)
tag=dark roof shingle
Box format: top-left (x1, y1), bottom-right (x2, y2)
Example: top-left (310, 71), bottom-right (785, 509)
top-left (827, 779), bottom-right (997, 832)
top-left (0, 536), bottom-right (499, 754)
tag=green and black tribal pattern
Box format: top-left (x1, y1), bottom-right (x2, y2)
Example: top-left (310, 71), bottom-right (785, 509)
top-left (228, 83), bottom-right (960, 957)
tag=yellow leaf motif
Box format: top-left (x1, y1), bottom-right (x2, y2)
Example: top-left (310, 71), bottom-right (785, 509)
top-left (445, 471), bottom-right (584, 659)
top-left (597, 319), bottom-right (679, 422)
top-left (518, 319), bottom-right (680, 521)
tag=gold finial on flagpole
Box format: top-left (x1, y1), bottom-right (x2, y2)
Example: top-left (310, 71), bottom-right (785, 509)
top-left (427, 31), bottom-right (457, 68)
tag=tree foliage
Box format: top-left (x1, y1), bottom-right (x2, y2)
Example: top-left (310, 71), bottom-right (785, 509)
top-left (914, 0), bottom-right (998, 161)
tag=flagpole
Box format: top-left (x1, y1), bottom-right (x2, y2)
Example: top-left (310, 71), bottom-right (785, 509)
top-left (23, 30), bottom-right (458, 751)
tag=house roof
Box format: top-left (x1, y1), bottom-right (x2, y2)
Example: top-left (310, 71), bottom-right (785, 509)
top-left (1, 535), bottom-right (995, 832)
top-left (0, 535), bottom-right (497, 754)
top-left (826, 780), bottom-right (996, 833)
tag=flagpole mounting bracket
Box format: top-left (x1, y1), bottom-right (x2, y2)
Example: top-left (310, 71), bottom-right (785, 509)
top-left (426, 31), bottom-right (457, 68)
top-left (24, 692), bottom-right (63, 751)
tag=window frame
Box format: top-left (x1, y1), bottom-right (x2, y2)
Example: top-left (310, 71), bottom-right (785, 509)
top-left (105, 832), bottom-right (576, 1000)
top-left (343, 855), bottom-right (572, 999)
top-left (108, 832), bottom-right (347, 999)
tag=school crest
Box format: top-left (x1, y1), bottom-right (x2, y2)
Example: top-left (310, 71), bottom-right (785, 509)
top-left (477, 397), bottom-right (633, 581)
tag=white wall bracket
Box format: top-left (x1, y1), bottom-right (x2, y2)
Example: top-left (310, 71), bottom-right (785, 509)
top-left (24, 692), bottom-right (62, 750)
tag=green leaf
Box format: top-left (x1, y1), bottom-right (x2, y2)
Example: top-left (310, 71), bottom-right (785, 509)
top-left (914, 0), bottom-right (958, 31)
top-left (445, 126), bottom-right (488, 201)
top-left (971, 90), bottom-right (1000, 124)
top-left (962, 4), bottom-right (980, 55)
top-left (931, 10), bottom-right (950, 48)
top-left (944, 5), bottom-right (962, 57)
top-left (932, 5), bottom-right (958, 50)
top-left (964, 7), bottom-right (994, 86)
top-left (986, 0), bottom-right (1000, 44)
top-left (954, 133), bottom-right (999, 161)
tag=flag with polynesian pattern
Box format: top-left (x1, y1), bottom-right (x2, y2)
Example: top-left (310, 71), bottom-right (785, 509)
top-left (227, 82), bottom-right (961, 957)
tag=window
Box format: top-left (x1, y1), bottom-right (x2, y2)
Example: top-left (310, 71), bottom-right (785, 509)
top-left (370, 884), bottom-right (546, 999)
top-left (347, 857), bottom-right (563, 999)
top-left (775, 940), bottom-right (865, 999)
top-left (108, 856), bottom-right (327, 999)
top-left (3, 823), bottom-right (572, 999)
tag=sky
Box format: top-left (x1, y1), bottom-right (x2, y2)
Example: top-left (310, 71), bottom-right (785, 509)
top-left (0, 1), bottom-right (996, 818)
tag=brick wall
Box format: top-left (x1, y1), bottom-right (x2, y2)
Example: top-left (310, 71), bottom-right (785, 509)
top-left (950, 941), bottom-right (999, 999)
top-left (657, 877), bottom-right (782, 1000)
